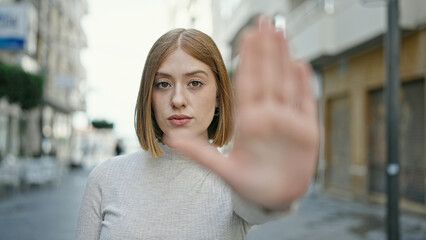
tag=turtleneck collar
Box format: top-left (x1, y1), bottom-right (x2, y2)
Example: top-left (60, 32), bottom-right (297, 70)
top-left (156, 142), bottom-right (190, 161)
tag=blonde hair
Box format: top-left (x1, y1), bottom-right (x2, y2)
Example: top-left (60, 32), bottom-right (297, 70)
top-left (134, 29), bottom-right (234, 157)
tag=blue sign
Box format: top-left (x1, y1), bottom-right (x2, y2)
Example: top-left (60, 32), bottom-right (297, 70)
top-left (0, 4), bottom-right (27, 50)
top-left (0, 37), bottom-right (24, 49)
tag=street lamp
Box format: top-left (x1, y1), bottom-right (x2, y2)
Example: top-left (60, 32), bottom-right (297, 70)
top-left (384, 2), bottom-right (400, 240)
top-left (361, 0), bottom-right (400, 240)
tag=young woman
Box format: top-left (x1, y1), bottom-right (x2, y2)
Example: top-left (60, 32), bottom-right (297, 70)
top-left (76, 18), bottom-right (318, 239)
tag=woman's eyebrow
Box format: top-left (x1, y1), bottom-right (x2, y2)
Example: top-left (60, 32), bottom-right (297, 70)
top-left (155, 72), bottom-right (172, 78)
top-left (155, 70), bottom-right (208, 78)
top-left (185, 70), bottom-right (208, 77)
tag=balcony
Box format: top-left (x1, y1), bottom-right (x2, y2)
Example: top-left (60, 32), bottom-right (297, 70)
top-left (286, 0), bottom-right (426, 65)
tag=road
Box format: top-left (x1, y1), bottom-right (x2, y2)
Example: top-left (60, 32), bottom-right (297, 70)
top-left (0, 168), bottom-right (89, 240)
top-left (1, 166), bottom-right (425, 240)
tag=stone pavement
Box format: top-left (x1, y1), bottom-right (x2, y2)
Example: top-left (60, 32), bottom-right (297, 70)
top-left (0, 168), bottom-right (88, 240)
top-left (1, 166), bottom-right (425, 240)
top-left (246, 190), bottom-right (426, 240)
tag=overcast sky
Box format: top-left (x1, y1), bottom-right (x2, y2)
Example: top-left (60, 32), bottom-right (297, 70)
top-left (81, 0), bottom-right (170, 141)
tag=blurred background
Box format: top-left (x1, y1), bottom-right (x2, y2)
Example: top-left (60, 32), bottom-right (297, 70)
top-left (0, 0), bottom-right (425, 239)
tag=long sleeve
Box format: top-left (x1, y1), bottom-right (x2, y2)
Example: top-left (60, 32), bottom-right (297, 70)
top-left (74, 149), bottom-right (291, 239)
top-left (75, 160), bottom-right (111, 240)
top-left (231, 190), bottom-right (296, 226)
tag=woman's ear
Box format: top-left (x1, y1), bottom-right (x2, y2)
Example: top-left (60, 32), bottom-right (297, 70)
top-left (216, 97), bottom-right (220, 108)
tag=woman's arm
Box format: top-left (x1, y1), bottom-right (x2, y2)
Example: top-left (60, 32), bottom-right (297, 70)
top-left (168, 18), bottom-right (319, 210)
top-left (75, 162), bottom-right (109, 240)
top-left (231, 190), bottom-right (297, 226)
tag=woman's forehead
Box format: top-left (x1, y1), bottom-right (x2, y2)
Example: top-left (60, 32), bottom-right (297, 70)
top-left (157, 49), bottom-right (213, 76)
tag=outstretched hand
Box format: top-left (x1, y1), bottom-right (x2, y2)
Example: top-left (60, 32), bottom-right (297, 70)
top-left (170, 18), bottom-right (319, 208)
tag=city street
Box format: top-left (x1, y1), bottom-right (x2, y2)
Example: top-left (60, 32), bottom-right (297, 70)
top-left (0, 167), bottom-right (89, 240)
top-left (1, 1), bottom-right (425, 240)
top-left (1, 167), bottom-right (426, 240)
top-left (246, 191), bottom-right (426, 240)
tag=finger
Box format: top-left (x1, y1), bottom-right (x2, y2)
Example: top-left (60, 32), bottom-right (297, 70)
top-left (235, 28), bottom-right (262, 108)
top-left (294, 61), bottom-right (316, 116)
top-left (169, 136), bottom-right (244, 186)
top-left (275, 31), bottom-right (296, 104)
top-left (258, 18), bottom-right (281, 100)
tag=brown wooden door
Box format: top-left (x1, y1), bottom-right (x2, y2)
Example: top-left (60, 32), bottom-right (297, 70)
top-left (327, 96), bottom-right (352, 189)
top-left (368, 78), bottom-right (425, 204)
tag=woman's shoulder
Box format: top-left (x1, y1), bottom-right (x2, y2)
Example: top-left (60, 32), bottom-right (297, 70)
top-left (109, 150), bottom-right (147, 165)
top-left (88, 151), bottom-right (148, 179)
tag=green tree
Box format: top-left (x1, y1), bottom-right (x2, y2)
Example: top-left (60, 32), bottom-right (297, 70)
top-left (0, 62), bottom-right (44, 110)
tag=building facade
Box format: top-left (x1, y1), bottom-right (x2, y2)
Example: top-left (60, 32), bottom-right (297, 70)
top-left (0, 0), bottom-right (87, 164)
top-left (212, 0), bottom-right (426, 212)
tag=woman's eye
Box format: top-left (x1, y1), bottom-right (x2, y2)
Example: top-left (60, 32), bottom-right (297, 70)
top-left (189, 80), bottom-right (203, 88)
top-left (156, 82), bottom-right (170, 89)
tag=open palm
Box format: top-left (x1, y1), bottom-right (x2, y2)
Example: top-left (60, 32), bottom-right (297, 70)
top-left (172, 19), bottom-right (319, 208)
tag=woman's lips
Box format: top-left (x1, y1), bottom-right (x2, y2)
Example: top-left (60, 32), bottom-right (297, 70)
top-left (168, 114), bottom-right (193, 126)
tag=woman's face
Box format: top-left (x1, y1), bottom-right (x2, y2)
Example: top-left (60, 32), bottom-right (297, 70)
top-left (152, 48), bottom-right (218, 143)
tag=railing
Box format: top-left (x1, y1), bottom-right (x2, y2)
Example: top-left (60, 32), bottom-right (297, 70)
top-left (285, 0), bottom-right (387, 60)
top-left (286, 0), bottom-right (325, 37)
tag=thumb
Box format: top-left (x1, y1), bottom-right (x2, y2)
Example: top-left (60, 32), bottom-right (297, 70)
top-left (169, 136), bottom-right (240, 185)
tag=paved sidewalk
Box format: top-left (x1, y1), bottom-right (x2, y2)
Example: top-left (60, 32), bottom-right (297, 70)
top-left (0, 168), bottom-right (89, 240)
top-left (2, 167), bottom-right (425, 240)
top-left (246, 191), bottom-right (426, 240)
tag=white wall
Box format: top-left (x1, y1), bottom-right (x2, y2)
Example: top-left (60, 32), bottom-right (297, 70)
top-left (288, 0), bottom-right (426, 61)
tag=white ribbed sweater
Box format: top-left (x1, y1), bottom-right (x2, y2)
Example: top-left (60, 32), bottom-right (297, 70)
top-left (76, 144), bottom-right (287, 240)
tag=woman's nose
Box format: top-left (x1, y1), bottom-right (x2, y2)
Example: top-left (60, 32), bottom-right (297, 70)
top-left (171, 85), bottom-right (187, 108)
